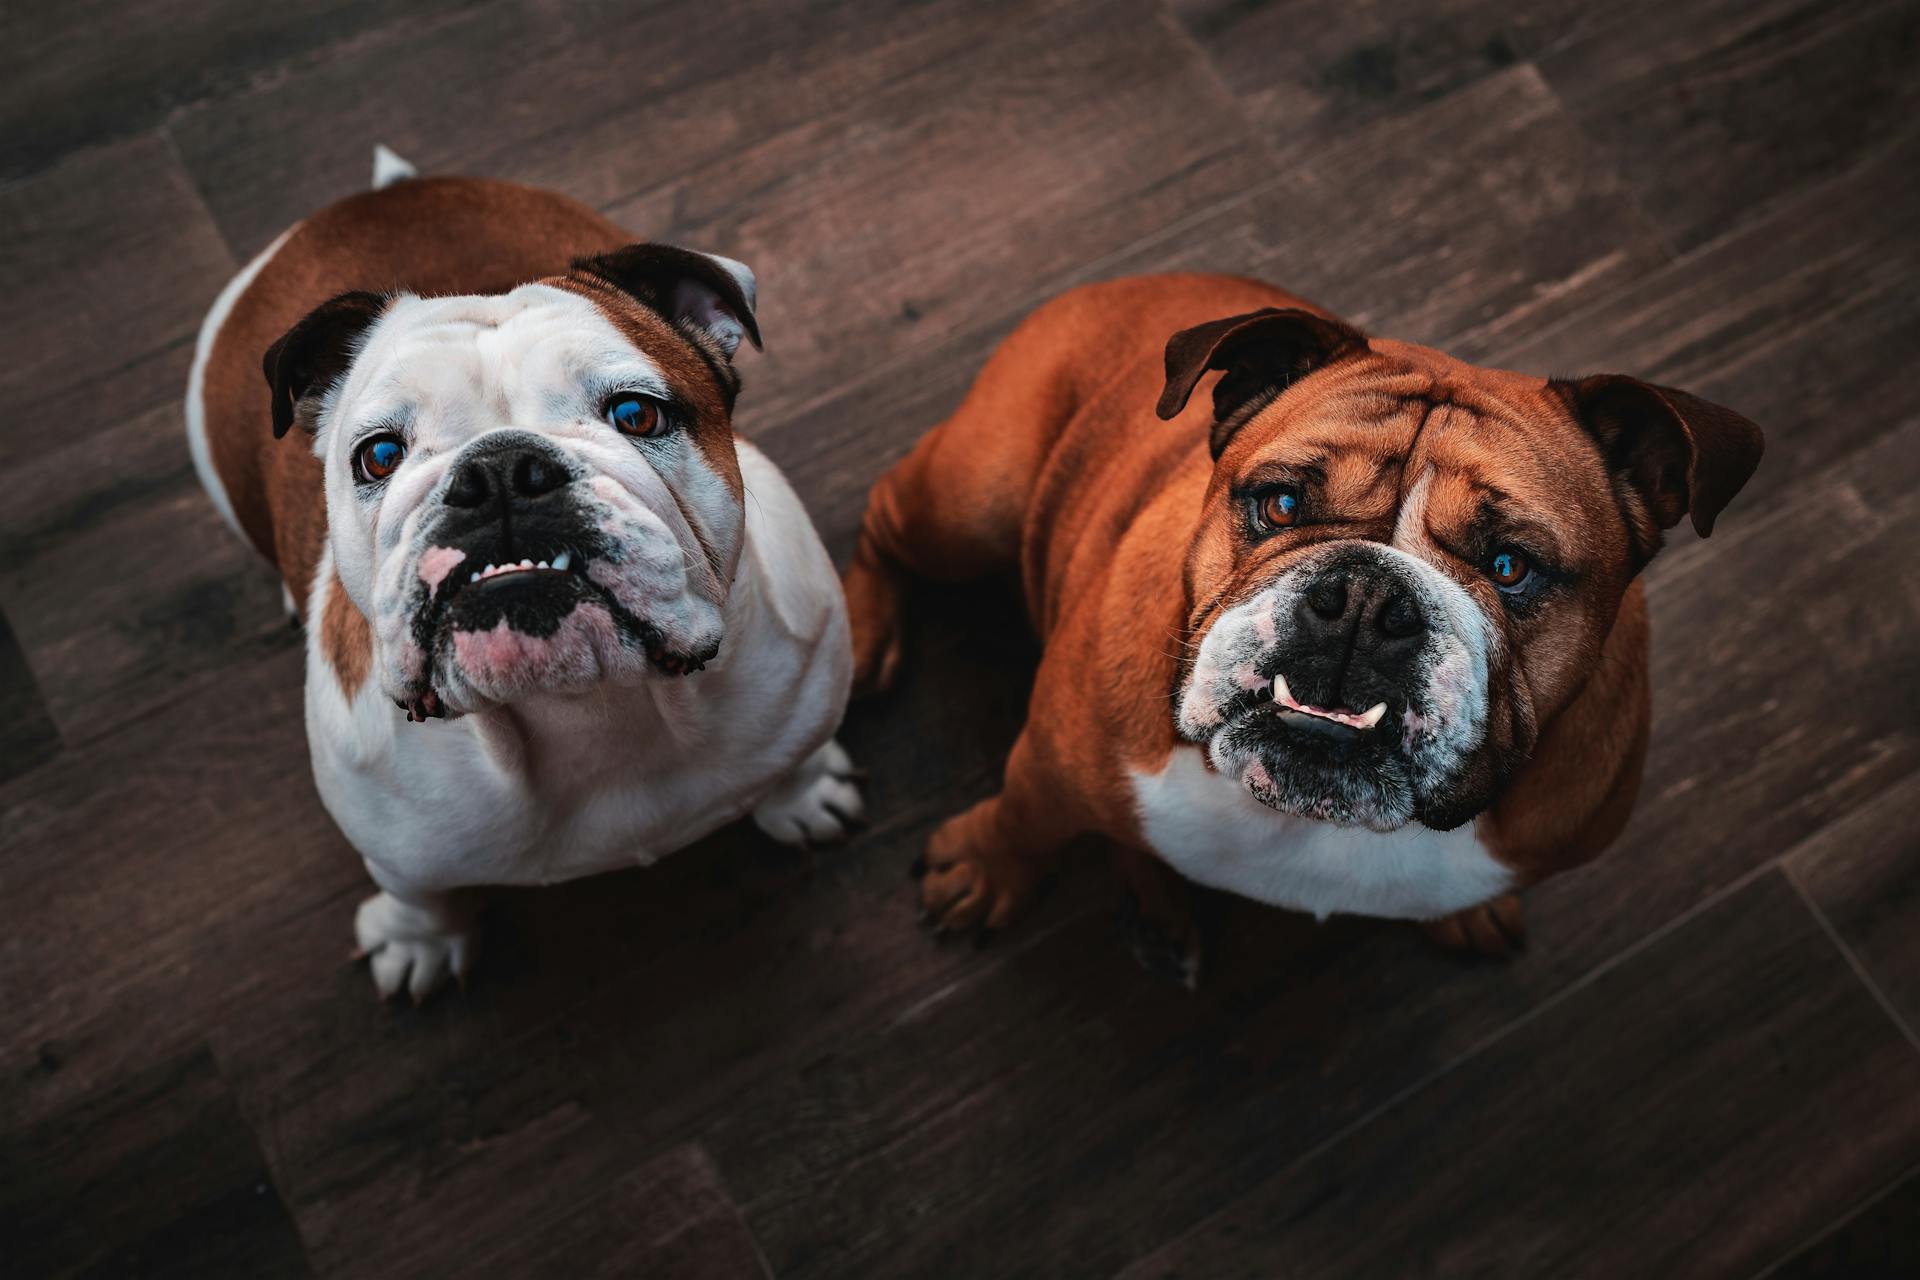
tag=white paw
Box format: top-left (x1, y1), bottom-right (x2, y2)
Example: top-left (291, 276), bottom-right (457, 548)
top-left (353, 891), bottom-right (478, 1003)
top-left (752, 738), bottom-right (866, 848)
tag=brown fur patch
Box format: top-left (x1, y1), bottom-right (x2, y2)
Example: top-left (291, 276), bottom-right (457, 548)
top-left (320, 572), bottom-right (373, 697)
top-left (552, 273), bottom-right (745, 502)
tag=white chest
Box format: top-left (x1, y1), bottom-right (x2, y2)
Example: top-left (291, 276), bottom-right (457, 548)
top-left (1129, 748), bottom-right (1512, 921)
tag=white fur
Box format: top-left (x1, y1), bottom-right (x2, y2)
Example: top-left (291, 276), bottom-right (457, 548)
top-left (305, 440), bottom-right (853, 995)
top-left (185, 227), bottom-right (294, 537)
top-left (1131, 747), bottom-right (1511, 920)
top-left (371, 144), bottom-right (417, 189)
top-left (199, 257), bottom-right (852, 999)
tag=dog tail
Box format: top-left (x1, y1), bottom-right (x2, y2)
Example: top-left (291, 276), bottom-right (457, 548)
top-left (371, 143), bottom-right (418, 190)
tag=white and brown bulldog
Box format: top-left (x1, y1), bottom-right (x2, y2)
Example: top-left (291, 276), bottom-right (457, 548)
top-left (845, 273), bottom-right (1763, 979)
top-left (187, 154), bottom-right (858, 1000)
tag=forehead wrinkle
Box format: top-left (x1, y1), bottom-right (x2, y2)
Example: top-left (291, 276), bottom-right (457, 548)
top-left (1413, 422), bottom-right (1579, 565)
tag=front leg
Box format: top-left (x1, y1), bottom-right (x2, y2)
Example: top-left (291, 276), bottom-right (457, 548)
top-left (917, 732), bottom-right (1075, 935)
top-left (1112, 844), bottom-right (1210, 989)
top-left (752, 738), bottom-right (866, 847)
top-left (1424, 891), bottom-right (1527, 957)
top-left (353, 883), bottom-right (481, 1003)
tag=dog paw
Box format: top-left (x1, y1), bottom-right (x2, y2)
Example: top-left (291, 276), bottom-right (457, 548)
top-left (353, 891), bottom-right (478, 1002)
top-left (752, 739), bottom-right (865, 848)
top-left (914, 818), bottom-right (1036, 936)
top-left (1424, 892), bottom-right (1526, 958)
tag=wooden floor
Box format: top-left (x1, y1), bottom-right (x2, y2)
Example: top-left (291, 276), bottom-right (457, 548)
top-left (4, 1), bottom-right (1919, 1275)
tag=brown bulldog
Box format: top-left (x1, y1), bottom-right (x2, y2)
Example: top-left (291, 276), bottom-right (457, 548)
top-left (844, 273), bottom-right (1762, 979)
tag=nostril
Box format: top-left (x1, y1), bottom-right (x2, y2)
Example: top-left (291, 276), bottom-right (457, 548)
top-left (1306, 576), bottom-right (1348, 622)
top-left (443, 459), bottom-right (491, 509)
top-left (1378, 591), bottom-right (1425, 639)
top-left (511, 450), bottom-right (566, 498)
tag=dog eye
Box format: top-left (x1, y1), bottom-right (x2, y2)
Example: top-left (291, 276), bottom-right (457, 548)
top-left (606, 395), bottom-right (671, 439)
top-left (1488, 548), bottom-right (1532, 591)
top-left (1253, 485), bottom-right (1301, 531)
top-left (354, 434), bottom-right (407, 483)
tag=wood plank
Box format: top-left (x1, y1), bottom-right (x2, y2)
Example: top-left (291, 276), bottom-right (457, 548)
top-left (595, 0), bottom-right (1271, 435)
top-left (167, 0), bottom-right (1166, 257)
top-left (1530, 0), bottom-right (1920, 251)
top-left (1231, 63), bottom-right (1669, 350)
top-left (1491, 132), bottom-right (1920, 511)
top-left (1789, 771), bottom-right (1920, 1037)
top-left (487, 1143), bottom-right (772, 1279)
top-left (1168, 0), bottom-right (1525, 153)
top-left (0, 0), bottom-right (482, 182)
top-left (1116, 872), bottom-right (1920, 1279)
top-left (0, 650), bottom-right (343, 1130)
top-left (1764, 1164), bottom-right (1920, 1279)
top-left (0, 609), bottom-right (59, 784)
top-left (0, 134), bottom-right (234, 455)
top-left (0, 1047), bottom-right (312, 1278)
top-left (0, 397), bottom-right (297, 744)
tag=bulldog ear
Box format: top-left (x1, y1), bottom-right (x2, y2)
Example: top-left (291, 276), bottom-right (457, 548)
top-left (1552, 374), bottom-right (1764, 560)
top-left (572, 243), bottom-right (762, 358)
top-left (262, 291), bottom-right (390, 439)
top-left (1156, 307), bottom-right (1366, 456)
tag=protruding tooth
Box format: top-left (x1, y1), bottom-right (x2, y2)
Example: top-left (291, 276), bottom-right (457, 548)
top-left (469, 572), bottom-right (480, 583)
top-left (483, 564), bottom-right (496, 576)
top-left (1273, 674), bottom-right (1293, 708)
top-left (1356, 702), bottom-right (1387, 730)
top-left (551, 551), bottom-right (572, 572)
top-left (520, 559), bottom-right (534, 569)
top-left (537, 560), bottom-right (549, 570)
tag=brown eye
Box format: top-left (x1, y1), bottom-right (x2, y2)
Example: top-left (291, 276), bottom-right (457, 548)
top-left (1255, 486), bottom-right (1301, 529)
top-left (1488, 548), bottom-right (1531, 590)
top-left (354, 434), bottom-right (407, 483)
top-left (606, 395), bottom-right (668, 438)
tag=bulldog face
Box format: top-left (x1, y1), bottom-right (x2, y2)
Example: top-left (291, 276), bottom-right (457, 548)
top-left (262, 245), bottom-right (760, 718)
top-left (1157, 309), bottom-right (1763, 832)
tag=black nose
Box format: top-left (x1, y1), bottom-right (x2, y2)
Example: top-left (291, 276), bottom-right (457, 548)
top-left (1296, 566), bottom-right (1427, 648)
top-left (443, 442), bottom-right (570, 509)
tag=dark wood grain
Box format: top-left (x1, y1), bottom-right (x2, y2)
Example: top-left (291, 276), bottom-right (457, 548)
top-left (1491, 132), bottom-right (1920, 498)
top-left (1, 1), bottom-right (1915, 1275)
top-left (1789, 771), bottom-right (1920, 1037)
top-left (1168, 0), bottom-right (1526, 155)
top-left (1529, 0), bottom-right (1920, 252)
top-left (0, 397), bottom-right (298, 744)
top-left (1233, 63), bottom-right (1669, 349)
top-left (0, 609), bottom-right (60, 783)
top-left (1116, 873), bottom-right (1920, 1280)
top-left (490, 1143), bottom-right (772, 1279)
top-left (1764, 1164), bottom-right (1920, 1280)
top-left (0, 134), bottom-right (234, 449)
top-left (0, 1048), bottom-right (312, 1278)
top-left (0, 0), bottom-right (483, 182)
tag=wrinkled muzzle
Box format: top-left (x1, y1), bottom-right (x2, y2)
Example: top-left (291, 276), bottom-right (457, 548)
top-left (1177, 542), bottom-right (1495, 830)
top-left (372, 431), bottom-right (724, 715)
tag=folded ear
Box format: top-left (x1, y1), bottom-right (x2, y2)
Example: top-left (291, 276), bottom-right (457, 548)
top-left (1552, 374), bottom-right (1765, 563)
top-left (572, 243), bottom-right (761, 358)
top-left (1156, 307), bottom-right (1366, 456)
top-left (263, 291), bottom-right (390, 439)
